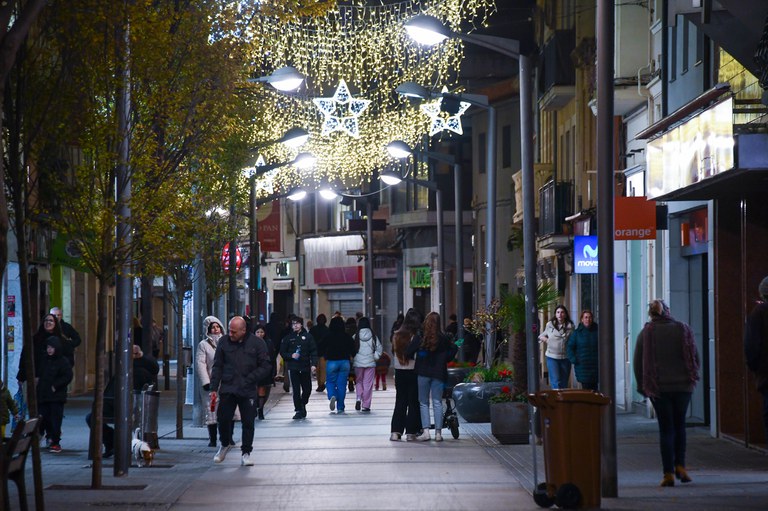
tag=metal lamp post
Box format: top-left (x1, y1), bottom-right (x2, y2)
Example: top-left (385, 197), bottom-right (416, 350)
top-left (386, 140), bottom-right (462, 333)
top-left (247, 129), bottom-right (310, 323)
top-left (395, 82), bottom-right (494, 364)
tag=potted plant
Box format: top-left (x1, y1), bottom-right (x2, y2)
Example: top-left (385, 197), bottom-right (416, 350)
top-left (489, 384), bottom-right (529, 444)
top-left (451, 363), bottom-right (513, 423)
top-left (497, 281), bottom-right (560, 397)
top-left (446, 360), bottom-right (477, 390)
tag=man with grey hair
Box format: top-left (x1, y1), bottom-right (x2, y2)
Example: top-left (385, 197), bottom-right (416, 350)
top-left (50, 306), bottom-right (82, 367)
top-left (744, 276), bottom-right (768, 438)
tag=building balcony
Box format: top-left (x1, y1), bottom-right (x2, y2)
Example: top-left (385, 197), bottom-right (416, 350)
top-left (537, 180), bottom-right (573, 250)
top-left (538, 29), bottom-right (576, 111)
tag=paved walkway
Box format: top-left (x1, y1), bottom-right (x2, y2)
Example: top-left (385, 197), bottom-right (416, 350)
top-left (6, 378), bottom-right (768, 510)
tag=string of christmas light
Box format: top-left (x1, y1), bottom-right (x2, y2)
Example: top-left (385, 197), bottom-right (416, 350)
top-left (242, 0), bottom-right (496, 198)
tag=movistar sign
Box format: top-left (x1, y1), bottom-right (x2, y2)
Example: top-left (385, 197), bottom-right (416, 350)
top-left (574, 235), bottom-right (598, 274)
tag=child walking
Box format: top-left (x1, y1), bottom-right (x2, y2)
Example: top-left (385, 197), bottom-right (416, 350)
top-left (0, 380), bottom-right (19, 438)
top-left (375, 351), bottom-right (392, 390)
top-left (38, 336), bottom-right (73, 452)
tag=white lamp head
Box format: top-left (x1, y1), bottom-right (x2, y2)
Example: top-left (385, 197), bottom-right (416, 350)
top-left (280, 127), bottom-right (310, 149)
top-left (319, 186), bottom-right (339, 200)
top-left (395, 81), bottom-right (433, 100)
top-left (267, 66), bottom-right (305, 92)
top-left (386, 141), bottom-right (413, 160)
top-left (293, 152), bottom-right (317, 169)
top-left (287, 188), bottom-right (308, 201)
top-left (380, 170), bottom-right (404, 186)
top-left (404, 15), bottom-right (450, 46)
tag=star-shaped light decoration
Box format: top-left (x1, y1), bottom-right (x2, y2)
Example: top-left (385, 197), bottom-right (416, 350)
top-left (419, 86), bottom-right (471, 136)
top-left (253, 155), bottom-right (279, 195)
top-left (313, 80), bottom-right (371, 138)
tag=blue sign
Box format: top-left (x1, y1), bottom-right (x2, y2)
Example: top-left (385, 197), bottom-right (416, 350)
top-left (574, 236), bottom-right (598, 274)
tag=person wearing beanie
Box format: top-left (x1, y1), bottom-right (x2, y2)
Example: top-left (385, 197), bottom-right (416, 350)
top-left (744, 276), bottom-right (768, 440)
top-left (37, 336), bottom-right (73, 453)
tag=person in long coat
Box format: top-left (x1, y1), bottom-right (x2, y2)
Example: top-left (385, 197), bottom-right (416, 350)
top-left (567, 310), bottom-right (599, 390)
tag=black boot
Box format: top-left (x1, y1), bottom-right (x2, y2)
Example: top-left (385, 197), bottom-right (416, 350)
top-left (257, 407), bottom-right (265, 420)
top-left (207, 424), bottom-right (217, 447)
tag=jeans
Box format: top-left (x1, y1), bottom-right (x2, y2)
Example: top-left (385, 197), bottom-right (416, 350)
top-left (546, 356), bottom-right (572, 390)
top-left (650, 391), bottom-right (692, 473)
top-left (289, 369), bottom-right (312, 412)
top-left (391, 369), bottom-right (421, 435)
top-left (355, 367), bottom-right (376, 408)
top-left (417, 376), bottom-right (445, 431)
top-left (326, 359), bottom-right (350, 411)
top-left (218, 393), bottom-right (256, 454)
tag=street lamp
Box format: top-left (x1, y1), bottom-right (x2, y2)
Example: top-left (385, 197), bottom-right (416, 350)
top-left (247, 149), bottom-right (315, 323)
top-left (386, 140), bottom-right (464, 337)
top-left (247, 66), bottom-right (305, 91)
top-left (403, 13), bottom-right (534, 379)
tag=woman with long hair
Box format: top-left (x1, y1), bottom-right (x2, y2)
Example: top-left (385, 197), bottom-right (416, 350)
top-left (324, 316), bottom-right (356, 414)
top-left (407, 311), bottom-right (457, 442)
top-left (390, 308), bottom-right (423, 441)
top-left (254, 324), bottom-right (277, 420)
top-left (538, 305), bottom-right (575, 389)
top-left (634, 299), bottom-right (700, 487)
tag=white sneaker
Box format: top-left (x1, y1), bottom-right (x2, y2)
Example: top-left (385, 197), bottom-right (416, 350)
top-left (416, 430), bottom-right (431, 441)
top-left (241, 453), bottom-right (254, 466)
top-left (390, 432), bottom-right (401, 441)
top-left (213, 445), bottom-right (231, 463)
top-left (434, 431), bottom-right (443, 442)
top-left (405, 434), bottom-right (417, 441)
top-left (329, 396), bottom-right (336, 411)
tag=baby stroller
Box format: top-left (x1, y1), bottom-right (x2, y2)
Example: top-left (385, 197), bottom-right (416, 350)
top-left (440, 380), bottom-right (460, 439)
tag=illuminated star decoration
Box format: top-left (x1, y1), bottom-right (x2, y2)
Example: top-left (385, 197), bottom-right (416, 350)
top-left (419, 87), bottom-right (471, 136)
top-left (313, 80), bottom-right (371, 138)
top-left (253, 155), bottom-right (279, 195)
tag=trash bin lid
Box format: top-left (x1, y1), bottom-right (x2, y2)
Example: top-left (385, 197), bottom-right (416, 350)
top-left (528, 389), bottom-right (610, 407)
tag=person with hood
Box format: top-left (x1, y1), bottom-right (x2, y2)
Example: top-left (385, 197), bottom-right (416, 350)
top-left (745, 276), bottom-right (768, 439)
top-left (634, 299), bottom-right (700, 487)
top-left (37, 336), bottom-right (73, 453)
top-left (567, 310), bottom-right (599, 390)
top-left (197, 315), bottom-right (225, 446)
top-left (279, 316), bottom-right (318, 419)
top-left (323, 316), bottom-right (355, 414)
top-left (0, 380), bottom-right (19, 438)
top-left (50, 306), bottom-right (82, 367)
top-left (406, 312), bottom-right (457, 442)
top-left (353, 316), bottom-right (382, 412)
top-left (210, 316), bottom-right (271, 466)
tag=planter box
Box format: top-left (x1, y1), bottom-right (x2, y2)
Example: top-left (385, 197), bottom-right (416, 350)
top-left (490, 401), bottom-right (530, 444)
top-left (446, 367), bottom-right (473, 390)
top-left (452, 382), bottom-right (509, 423)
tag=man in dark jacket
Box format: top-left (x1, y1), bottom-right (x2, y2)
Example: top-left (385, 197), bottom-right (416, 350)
top-left (210, 316), bottom-right (271, 466)
top-left (51, 306), bottom-right (82, 367)
top-left (744, 276), bottom-right (768, 437)
top-left (280, 316), bottom-right (318, 419)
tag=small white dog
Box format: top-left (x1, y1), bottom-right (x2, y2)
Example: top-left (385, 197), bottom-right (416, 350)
top-left (132, 428), bottom-right (154, 467)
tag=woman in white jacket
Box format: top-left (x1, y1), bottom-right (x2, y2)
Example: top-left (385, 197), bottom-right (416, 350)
top-left (538, 305), bottom-right (574, 390)
top-left (196, 315), bottom-right (239, 446)
top-left (353, 316), bottom-right (382, 412)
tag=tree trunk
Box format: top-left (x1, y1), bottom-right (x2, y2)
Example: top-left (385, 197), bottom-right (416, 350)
top-left (176, 277), bottom-right (185, 439)
top-left (90, 279), bottom-right (109, 488)
top-left (141, 274), bottom-right (153, 356)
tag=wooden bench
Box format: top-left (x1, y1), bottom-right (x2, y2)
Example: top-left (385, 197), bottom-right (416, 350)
top-left (1, 417), bottom-right (39, 511)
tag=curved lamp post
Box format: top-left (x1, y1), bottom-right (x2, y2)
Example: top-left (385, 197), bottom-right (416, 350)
top-left (386, 140), bottom-right (462, 333)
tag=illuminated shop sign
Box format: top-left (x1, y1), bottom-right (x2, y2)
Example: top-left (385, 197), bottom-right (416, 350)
top-left (646, 98), bottom-right (734, 199)
top-left (574, 236), bottom-right (598, 274)
top-left (409, 266), bottom-right (431, 288)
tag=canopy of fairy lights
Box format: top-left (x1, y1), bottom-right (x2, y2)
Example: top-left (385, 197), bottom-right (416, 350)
top-left (244, 0), bottom-right (496, 198)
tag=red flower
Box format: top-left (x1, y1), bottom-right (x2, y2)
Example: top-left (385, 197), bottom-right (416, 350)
top-left (501, 385), bottom-right (511, 394)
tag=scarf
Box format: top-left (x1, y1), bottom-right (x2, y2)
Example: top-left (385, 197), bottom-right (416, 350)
top-left (641, 315), bottom-right (700, 398)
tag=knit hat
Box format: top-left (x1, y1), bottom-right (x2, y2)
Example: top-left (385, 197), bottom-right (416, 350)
top-left (759, 277), bottom-right (768, 299)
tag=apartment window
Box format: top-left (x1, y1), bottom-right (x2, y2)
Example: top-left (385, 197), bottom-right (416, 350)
top-left (682, 18), bottom-right (689, 73)
top-left (669, 21), bottom-right (678, 82)
top-left (502, 125), bottom-right (511, 168)
top-left (478, 132), bottom-right (487, 174)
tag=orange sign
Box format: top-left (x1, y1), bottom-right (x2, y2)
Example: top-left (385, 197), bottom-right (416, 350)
top-left (614, 197), bottom-right (656, 240)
